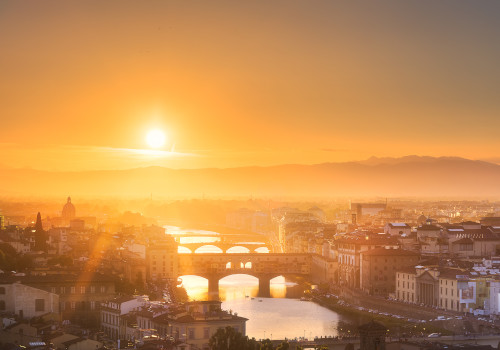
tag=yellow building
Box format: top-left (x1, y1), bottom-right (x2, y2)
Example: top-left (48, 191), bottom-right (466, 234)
top-left (152, 301), bottom-right (247, 350)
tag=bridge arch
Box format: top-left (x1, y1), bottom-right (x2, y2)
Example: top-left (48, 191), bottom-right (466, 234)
top-left (226, 246), bottom-right (251, 254)
top-left (194, 245), bottom-right (223, 254)
top-left (178, 246), bottom-right (193, 254)
top-left (255, 247), bottom-right (270, 253)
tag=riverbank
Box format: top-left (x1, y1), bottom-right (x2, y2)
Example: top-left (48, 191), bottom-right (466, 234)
top-left (310, 292), bottom-right (452, 337)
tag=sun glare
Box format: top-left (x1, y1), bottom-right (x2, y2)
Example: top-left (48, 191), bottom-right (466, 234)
top-left (146, 129), bottom-right (166, 148)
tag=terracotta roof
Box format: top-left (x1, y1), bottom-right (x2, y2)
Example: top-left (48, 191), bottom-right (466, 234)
top-left (361, 248), bottom-right (419, 256)
top-left (396, 266), bottom-right (417, 274)
top-left (451, 238), bottom-right (473, 244)
top-left (417, 225), bottom-right (442, 231)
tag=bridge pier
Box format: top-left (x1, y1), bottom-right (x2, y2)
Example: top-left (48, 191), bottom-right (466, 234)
top-left (258, 275), bottom-right (272, 298)
top-left (207, 276), bottom-right (220, 301)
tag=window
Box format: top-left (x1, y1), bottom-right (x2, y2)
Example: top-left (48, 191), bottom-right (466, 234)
top-left (0, 300), bottom-right (5, 310)
top-left (189, 328), bottom-right (195, 340)
top-left (204, 328), bottom-right (210, 339)
top-left (51, 287), bottom-right (56, 294)
top-left (0, 287), bottom-right (5, 294)
top-left (101, 286), bottom-right (106, 293)
top-left (71, 286), bottom-right (76, 294)
top-left (35, 299), bottom-right (45, 312)
top-left (80, 286), bottom-right (86, 294)
top-left (91, 286), bottom-right (96, 293)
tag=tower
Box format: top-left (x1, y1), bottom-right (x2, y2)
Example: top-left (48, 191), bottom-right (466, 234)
top-left (359, 320), bottom-right (387, 350)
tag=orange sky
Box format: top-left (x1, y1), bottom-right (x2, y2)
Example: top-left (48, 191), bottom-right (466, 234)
top-left (1, 0), bottom-right (499, 171)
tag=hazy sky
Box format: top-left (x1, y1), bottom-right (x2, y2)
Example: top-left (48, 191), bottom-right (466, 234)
top-left (1, 0), bottom-right (499, 170)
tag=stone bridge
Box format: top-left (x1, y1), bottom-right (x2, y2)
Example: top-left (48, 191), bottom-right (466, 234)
top-left (177, 241), bottom-right (269, 253)
top-left (177, 253), bottom-right (311, 299)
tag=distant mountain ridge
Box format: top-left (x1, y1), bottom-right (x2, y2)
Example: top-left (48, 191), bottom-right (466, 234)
top-left (1, 156), bottom-right (499, 198)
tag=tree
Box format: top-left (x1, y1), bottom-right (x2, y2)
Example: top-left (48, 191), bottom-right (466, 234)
top-left (276, 342), bottom-right (290, 350)
top-left (209, 326), bottom-right (256, 350)
top-left (260, 339), bottom-right (274, 350)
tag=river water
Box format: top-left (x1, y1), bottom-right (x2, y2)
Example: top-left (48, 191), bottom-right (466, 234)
top-left (165, 226), bottom-right (356, 340)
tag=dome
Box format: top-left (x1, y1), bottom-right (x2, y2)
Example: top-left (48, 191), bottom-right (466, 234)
top-left (62, 196), bottom-right (76, 219)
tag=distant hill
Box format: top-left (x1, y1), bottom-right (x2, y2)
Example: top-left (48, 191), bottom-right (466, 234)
top-left (0, 156), bottom-right (499, 198)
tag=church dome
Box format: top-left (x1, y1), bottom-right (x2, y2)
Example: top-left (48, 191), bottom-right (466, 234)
top-left (62, 196), bottom-right (76, 219)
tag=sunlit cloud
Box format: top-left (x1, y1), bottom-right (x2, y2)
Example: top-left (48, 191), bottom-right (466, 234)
top-left (72, 145), bottom-right (198, 159)
top-left (0, 143), bottom-right (199, 171)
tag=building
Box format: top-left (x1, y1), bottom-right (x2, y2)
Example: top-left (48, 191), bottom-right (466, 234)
top-left (147, 237), bottom-right (178, 282)
top-left (444, 222), bottom-right (500, 258)
top-left (384, 223), bottom-right (411, 236)
top-left (100, 295), bottom-right (147, 340)
top-left (417, 224), bottom-right (447, 255)
top-left (310, 254), bottom-right (338, 285)
top-left (359, 320), bottom-right (387, 350)
top-left (0, 281), bottom-right (59, 319)
top-left (277, 210), bottom-right (319, 252)
top-left (350, 203), bottom-right (387, 224)
top-left (360, 248), bottom-right (419, 296)
top-left (14, 273), bottom-right (116, 327)
top-left (395, 266), bottom-right (486, 312)
top-left (152, 301), bottom-right (247, 350)
top-left (336, 233), bottom-right (399, 288)
top-left (62, 197), bottom-right (76, 222)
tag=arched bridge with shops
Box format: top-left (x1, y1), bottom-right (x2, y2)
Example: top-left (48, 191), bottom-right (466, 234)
top-left (177, 253), bottom-right (311, 299)
top-left (177, 241), bottom-right (269, 253)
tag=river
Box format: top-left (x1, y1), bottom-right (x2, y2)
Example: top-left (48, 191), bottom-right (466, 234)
top-left (165, 226), bottom-right (357, 340)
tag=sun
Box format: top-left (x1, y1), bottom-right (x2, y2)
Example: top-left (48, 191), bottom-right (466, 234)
top-left (146, 129), bottom-right (166, 148)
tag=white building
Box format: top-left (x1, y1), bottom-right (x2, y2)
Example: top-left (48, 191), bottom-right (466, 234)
top-left (100, 295), bottom-right (147, 340)
top-left (384, 223), bottom-right (411, 236)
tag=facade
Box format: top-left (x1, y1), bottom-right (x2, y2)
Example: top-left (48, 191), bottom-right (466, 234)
top-left (417, 224), bottom-right (447, 255)
top-left (278, 212), bottom-right (319, 252)
top-left (147, 237), bottom-right (178, 282)
top-left (396, 267), bottom-right (487, 312)
top-left (488, 280), bottom-right (500, 318)
top-left (152, 301), bottom-right (247, 350)
top-left (18, 273), bottom-right (116, 327)
top-left (310, 254), bottom-right (338, 285)
top-left (360, 248), bottom-right (419, 296)
top-left (0, 282), bottom-right (59, 319)
top-left (359, 320), bottom-right (387, 350)
top-left (438, 272), bottom-right (461, 311)
top-left (336, 233), bottom-right (399, 288)
top-left (384, 223), bottom-right (411, 236)
top-left (444, 222), bottom-right (500, 258)
top-left (100, 295), bottom-right (147, 340)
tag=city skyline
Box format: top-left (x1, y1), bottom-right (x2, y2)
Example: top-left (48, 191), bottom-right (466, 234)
top-left (1, 0), bottom-right (500, 171)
